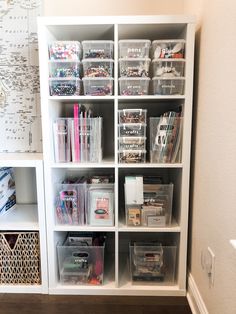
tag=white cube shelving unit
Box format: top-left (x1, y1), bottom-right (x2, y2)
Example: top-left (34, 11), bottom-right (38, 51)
top-left (38, 15), bottom-right (195, 296)
top-left (0, 153), bottom-right (48, 293)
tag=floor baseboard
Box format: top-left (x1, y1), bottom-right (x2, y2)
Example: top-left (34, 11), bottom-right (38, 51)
top-left (187, 273), bottom-right (209, 314)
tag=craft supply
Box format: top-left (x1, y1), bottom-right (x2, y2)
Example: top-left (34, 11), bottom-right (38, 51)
top-left (118, 109), bottom-right (147, 124)
top-left (82, 77), bottom-right (113, 96)
top-left (82, 59), bottom-right (113, 77)
top-left (118, 137), bottom-right (146, 150)
top-left (119, 77), bottom-right (150, 96)
top-left (119, 58), bottom-right (150, 77)
top-left (119, 40), bottom-right (151, 58)
top-left (82, 40), bottom-right (114, 59)
top-left (152, 40), bottom-right (185, 59)
top-left (49, 78), bottom-right (81, 96)
top-left (0, 167), bottom-right (16, 216)
top-left (49, 61), bottom-right (80, 78)
top-left (49, 41), bottom-right (81, 60)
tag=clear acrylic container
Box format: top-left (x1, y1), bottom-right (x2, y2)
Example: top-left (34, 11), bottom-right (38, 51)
top-left (55, 183), bottom-right (86, 225)
top-left (118, 150), bottom-right (146, 163)
top-left (118, 109), bottom-right (147, 124)
top-left (118, 137), bottom-right (146, 150)
top-left (82, 77), bottom-right (113, 96)
top-left (48, 41), bottom-right (81, 60)
top-left (151, 40), bottom-right (185, 59)
top-left (53, 117), bottom-right (103, 163)
top-left (57, 239), bottom-right (105, 285)
top-left (130, 242), bottom-right (177, 284)
top-left (119, 40), bottom-right (151, 58)
top-left (119, 58), bottom-right (150, 77)
top-left (87, 184), bottom-right (114, 226)
top-left (119, 77), bottom-right (150, 96)
top-left (119, 123), bottom-right (146, 137)
top-left (48, 60), bottom-right (81, 78)
top-left (152, 59), bottom-right (185, 78)
top-left (125, 183), bottom-right (173, 227)
top-left (82, 59), bottom-right (114, 77)
top-left (49, 78), bottom-right (81, 96)
top-left (150, 116), bottom-right (183, 163)
top-left (82, 40), bottom-right (114, 59)
top-left (152, 77), bottom-right (185, 95)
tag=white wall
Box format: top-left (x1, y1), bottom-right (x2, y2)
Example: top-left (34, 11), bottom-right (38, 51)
top-left (43, 0), bottom-right (185, 16)
top-left (185, 0), bottom-right (236, 313)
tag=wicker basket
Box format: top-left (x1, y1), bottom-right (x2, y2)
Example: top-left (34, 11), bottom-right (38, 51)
top-left (0, 232), bottom-right (41, 285)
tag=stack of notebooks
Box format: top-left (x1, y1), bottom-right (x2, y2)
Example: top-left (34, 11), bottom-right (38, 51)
top-left (53, 104), bottom-right (102, 163)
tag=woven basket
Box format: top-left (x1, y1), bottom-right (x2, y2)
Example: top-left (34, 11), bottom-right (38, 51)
top-left (0, 232), bottom-right (41, 285)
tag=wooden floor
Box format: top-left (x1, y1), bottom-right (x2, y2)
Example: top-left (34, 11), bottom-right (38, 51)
top-left (0, 294), bottom-right (192, 314)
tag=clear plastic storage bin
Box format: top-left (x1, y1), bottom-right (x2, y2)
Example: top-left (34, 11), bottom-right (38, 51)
top-left (57, 239), bottom-right (105, 285)
top-left (119, 123), bottom-right (146, 137)
top-left (152, 59), bottom-right (185, 78)
top-left (118, 137), bottom-right (146, 150)
top-left (125, 183), bottom-right (174, 227)
top-left (151, 40), bottom-right (185, 59)
top-left (82, 77), bottom-right (113, 96)
top-left (118, 109), bottom-right (147, 124)
top-left (130, 242), bottom-right (177, 284)
top-left (150, 115), bottom-right (183, 163)
top-left (119, 58), bottom-right (150, 77)
top-left (118, 150), bottom-right (146, 163)
top-left (82, 40), bottom-right (114, 59)
top-left (152, 77), bottom-right (185, 95)
top-left (82, 59), bottom-right (114, 77)
top-left (48, 60), bottom-right (81, 78)
top-left (53, 117), bottom-right (103, 163)
top-left (49, 41), bottom-right (81, 60)
top-left (119, 40), bottom-right (151, 58)
top-left (55, 183), bottom-right (86, 225)
top-left (119, 77), bottom-right (150, 95)
top-left (87, 184), bottom-right (114, 226)
top-left (49, 78), bottom-right (81, 96)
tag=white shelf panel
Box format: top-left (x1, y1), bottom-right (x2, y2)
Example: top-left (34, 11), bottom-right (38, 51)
top-left (49, 96), bottom-right (115, 101)
top-left (0, 153), bottom-right (43, 167)
top-left (54, 225), bottom-right (116, 232)
top-left (118, 163), bottom-right (183, 168)
top-left (0, 284), bottom-right (44, 294)
top-left (0, 205), bottom-right (39, 231)
top-left (49, 283), bottom-right (184, 296)
top-left (118, 96), bottom-right (185, 101)
top-left (50, 159), bottom-right (115, 168)
top-left (118, 222), bottom-right (180, 233)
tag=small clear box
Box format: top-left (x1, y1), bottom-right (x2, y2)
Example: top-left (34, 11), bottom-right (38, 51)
top-left (118, 137), bottom-right (146, 150)
top-left (48, 60), bottom-right (81, 78)
top-left (82, 77), bottom-right (113, 96)
top-left (152, 77), bottom-right (185, 95)
top-left (49, 78), bottom-right (81, 96)
top-left (118, 150), bottom-right (146, 163)
top-left (118, 123), bottom-right (146, 137)
top-left (118, 109), bottom-right (147, 124)
top-left (130, 242), bottom-right (177, 284)
top-left (150, 116), bottom-right (183, 163)
top-left (82, 40), bottom-right (114, 59)
top-left (152, 59), bottom-right (185, 78)
top-left (151, 40), bottom-right (185, 59)
top-left (82, 59), bottom-right (114, 77)
top-left (49, 41), bottom-right (81, 60)
top-left (119, 58), bottom-right (150, 77)
top-left (53, 118), bottom-right (71, 163)
top-left (57, 239), bottom-right (105, 285)
top-left (119, 40), bottom-right (151, 58)
top-left (119, 77), bottom-right (150, 96)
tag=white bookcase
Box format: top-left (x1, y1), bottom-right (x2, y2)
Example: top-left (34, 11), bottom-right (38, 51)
top-left (0, 153), bottom-right (48, 293)
top-left (38, 15), bottom-right (195, 296)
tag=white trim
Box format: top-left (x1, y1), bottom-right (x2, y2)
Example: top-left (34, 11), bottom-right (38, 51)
top-left (187, 273), bottom-right (209, 314)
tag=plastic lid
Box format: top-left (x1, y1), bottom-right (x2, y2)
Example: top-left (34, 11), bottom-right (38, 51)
top-left (152, 77), bottom-right (185, 81)
top-left (119, 109), bottom-right (147, 113)
top-left (48, 60), bottom-right (81, 63)
top-left (119, 58), bottom-right (151, 62)
top-left (119, 136), bottom-right (147, 140)
top-left (119, 150), bottom-right (147, 153)
top-left (118, 77), bottom-right (150, 81)
top-left (82, 58), bottom-right (114, 63)
top-left (119, 39), bottom-right (151, 44)
top-left (49, 77), bottom-right (81, 81)
top-left (152, 39), bottom-right (186, 44)
top-left (82, 77), bottom-right (114, 81)
top-left (152, 58), bottom-right (185, 63)
top-left (119, 123), bottom-right (147, 127)
top-left (82, 40), bottom-right (114, 44)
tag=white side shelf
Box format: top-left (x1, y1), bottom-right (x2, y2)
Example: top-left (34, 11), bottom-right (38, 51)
top-left (0, 154), bottom-right (48, 294)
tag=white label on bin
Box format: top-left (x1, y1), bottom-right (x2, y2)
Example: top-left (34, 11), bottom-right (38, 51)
top-left (161, 84), bottom-right (175, 89)
top-left (147, 215), bottom-right (166, 227)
